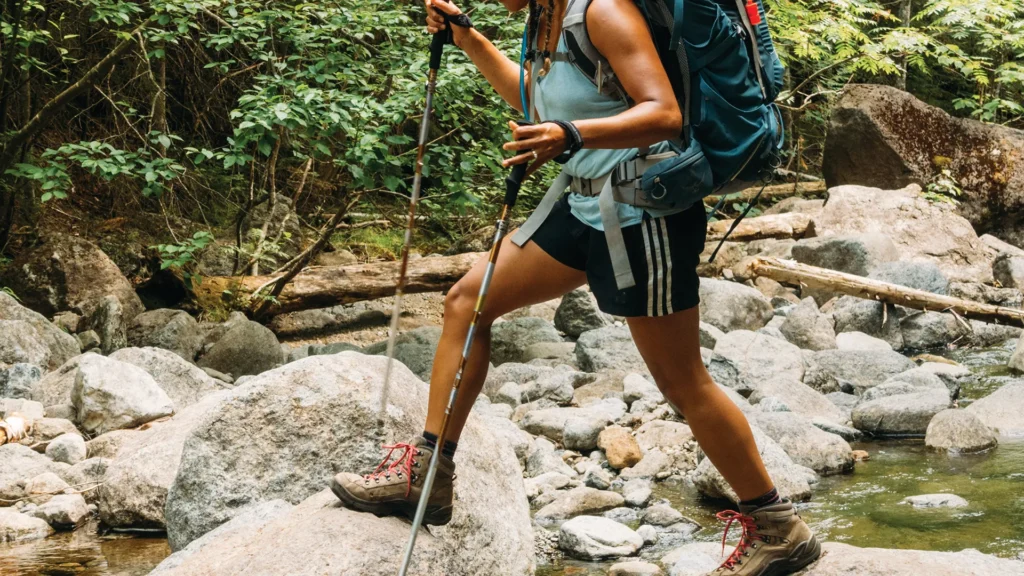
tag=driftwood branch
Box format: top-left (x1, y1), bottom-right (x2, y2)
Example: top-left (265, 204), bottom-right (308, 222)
top-left (703, 180), bottom-right (826, 206)
top-left (197, 252), bottom-right (482, 316)
top-left (707, 212), bottom-right (811, 243)
top-left (748, 257), bottom-right (1024, 327)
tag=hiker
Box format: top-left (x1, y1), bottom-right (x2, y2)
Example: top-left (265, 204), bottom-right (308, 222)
top-left (331, 0), bottom-right (819, 573)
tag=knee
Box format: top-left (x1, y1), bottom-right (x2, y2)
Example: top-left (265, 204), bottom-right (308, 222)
top-left (444, 278), bottom-right (496, 327)
top-left (649, 361), bottom-right (716, 412)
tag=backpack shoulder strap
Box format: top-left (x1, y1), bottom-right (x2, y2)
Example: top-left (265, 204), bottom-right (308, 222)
top-left (561, 0), bottom-right (631, 103)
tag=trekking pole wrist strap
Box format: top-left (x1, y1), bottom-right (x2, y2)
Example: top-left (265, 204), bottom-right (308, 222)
top-left (447, 13), bottom-right (473, 28)
top-left (548, 120), bottom-right (584, 164)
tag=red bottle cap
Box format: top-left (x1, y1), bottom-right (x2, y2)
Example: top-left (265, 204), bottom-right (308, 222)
top-left (746, 0), bottom-right (762, 24)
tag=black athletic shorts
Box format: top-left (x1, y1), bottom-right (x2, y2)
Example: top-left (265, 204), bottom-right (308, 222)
top-left (529, 195), bottom-right (708, 317)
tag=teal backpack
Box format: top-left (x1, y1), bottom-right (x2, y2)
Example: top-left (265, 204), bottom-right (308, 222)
top-left (534, 0), bottom-right (785, 219)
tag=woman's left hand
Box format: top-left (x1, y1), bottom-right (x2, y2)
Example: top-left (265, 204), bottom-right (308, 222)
top-left (502, 121), bottom-right (567, 176)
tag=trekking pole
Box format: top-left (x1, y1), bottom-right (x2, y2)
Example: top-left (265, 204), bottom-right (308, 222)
top-left (379, 27), bottom-right (450, 416)
top-left (397, 162), bottom-right (529, 576)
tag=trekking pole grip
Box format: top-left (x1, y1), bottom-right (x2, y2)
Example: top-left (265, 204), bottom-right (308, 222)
top-left (429, 30), bottom-right (447, 70)
top-left (504, 163), bottom-right (528, 208)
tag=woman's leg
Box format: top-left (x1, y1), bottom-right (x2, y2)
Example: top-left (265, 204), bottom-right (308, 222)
top-left (424, 233), bottom-right (586, 443)
top-left (626, 306), bottom-right (772, 501)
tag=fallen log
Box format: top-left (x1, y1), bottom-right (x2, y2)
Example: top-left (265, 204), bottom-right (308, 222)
top-left (749, 257), bottom-right (1024, 327)
top-left (703, 180), bottom-right (826, 206)
top-left (706, 212), bottom-right (811, 243)
top-left (195, 252), bottom-right (483, 316)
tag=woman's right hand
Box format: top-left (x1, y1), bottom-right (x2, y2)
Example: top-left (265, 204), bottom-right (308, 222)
top-left (426, 0), bottom-right (472, 48)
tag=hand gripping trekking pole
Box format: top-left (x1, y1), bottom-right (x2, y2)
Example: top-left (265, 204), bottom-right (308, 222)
top-left (397, 162), bottom-right (529, 576)
top-left (379, 29), bottom-right (449, 416)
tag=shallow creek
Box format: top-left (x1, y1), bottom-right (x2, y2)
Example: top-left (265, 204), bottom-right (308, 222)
top-left (2, 342), bottom-right (1021, 576)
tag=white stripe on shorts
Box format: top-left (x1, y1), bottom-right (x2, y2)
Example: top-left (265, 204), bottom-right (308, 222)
top-left (657, 217), bottom-right (674, 315)
top-left (643, 220), bottom-right (656, 317)
top-left (650, 219), bottom-right (665, 316)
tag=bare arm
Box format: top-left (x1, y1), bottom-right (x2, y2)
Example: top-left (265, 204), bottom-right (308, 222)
top-left (427, 0), bottom-right (529, 113)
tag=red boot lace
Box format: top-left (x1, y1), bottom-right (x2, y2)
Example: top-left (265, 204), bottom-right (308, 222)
top-left (715, 510), bottom-right (763, 571)
top-left (362, 442), bottom-right (420, 496)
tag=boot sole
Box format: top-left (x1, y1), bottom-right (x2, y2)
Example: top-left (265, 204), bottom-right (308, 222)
top-left (761, 535), bottom-right (822, 576)
top-left (329, 477), bottom-right (453, 526)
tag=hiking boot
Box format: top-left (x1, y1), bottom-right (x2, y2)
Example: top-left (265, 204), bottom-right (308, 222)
top-left (709, 500), bottom-right (821, 576)
top-left (330, 436), bottom-right (455, 526)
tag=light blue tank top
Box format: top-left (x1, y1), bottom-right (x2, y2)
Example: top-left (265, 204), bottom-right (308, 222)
top-left (532, 36), bottom-right (679, 230)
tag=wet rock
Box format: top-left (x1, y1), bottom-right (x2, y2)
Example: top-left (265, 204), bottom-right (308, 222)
top-left (852, 389), bottom-right (950, 436)
top-left (691, 427), bottom-right (815, 504)
top-left (555, 289), bottom-right (609, 337)
top-left (901, 494), bottom-right (969, 509)
top-left (164, 353), bottom-right (531, 556)
top-left (925, 409), bottom-right (997, 453)
top-left (899, 311), bottom-right (971, 349)
top-left (598, 425), bottom-right (643, 469)
top-left (0, 362), bottom-right (41, 399)
top-left (806, 349), bottom-right (916, 395)
top-left (0, 508), bottom-right (54, 543)
top-left (197, 319), bottom-right (284, 378)
top-left (558, 515), bottom-right (643, 559)
top-left (27, 493), bottom-right (89, 529)
top-left (966, 380), bottom-right (1024, 437)
top-left (831, 297), bottom-right (903, 350)
top-left (835, 331), bottom-right (892, 351)
top-left (128, 309), bottom-right (204, 361)
top-left (491, 317), bottom-right (564, 365)
top-left (643, 503), bottom-right (685, 527)
top-left (577, 325), bottom-right (647, 373)
top-left (111, 347), bottom-right (226, 410)
top-left (610, 560), bottom-right (663, 575)
top-left (713, 330), bottom-right (804, 388)
top-left (753, 412), bottom-right (854, 475)
top-left (72, 354), bottom-right (174, 435)
top-left (605, 506), bottom-right (643, 525)
top-left (45, 433), bottom-right (86, 465)
top-left (698, 279), bottom-right (773, 332)
top-left (535, 487), bottom-right (625, 523)
top-left (0, 235), bottom-right (144, 320)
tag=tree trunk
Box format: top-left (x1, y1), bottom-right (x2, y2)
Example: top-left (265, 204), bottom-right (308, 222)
top-left (196, 252), bottom-right (482, 316)
top-left (896, 0), bottom-right (911, 91)
top-left (748, 257), bottom-right (1024, 327)
top-left (702, 180), bottom-right (826, 207)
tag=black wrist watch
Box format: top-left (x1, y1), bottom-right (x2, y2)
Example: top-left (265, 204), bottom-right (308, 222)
top-left (550, 120), bottom-right (584, 164)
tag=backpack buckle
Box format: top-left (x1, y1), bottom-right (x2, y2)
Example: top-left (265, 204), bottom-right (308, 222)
top-left (614, 160), bottom-right (640, 185)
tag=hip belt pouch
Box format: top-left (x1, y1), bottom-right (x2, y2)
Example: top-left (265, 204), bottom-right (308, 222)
top-left (635, 139), bottom-right (714, 210)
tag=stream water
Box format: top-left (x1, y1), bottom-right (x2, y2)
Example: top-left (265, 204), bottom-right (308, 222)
top-left (2, 342), bottom-right (1021, 576)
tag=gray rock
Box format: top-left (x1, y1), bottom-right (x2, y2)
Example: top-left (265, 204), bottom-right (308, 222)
top-left (1, 397), bottom-right (44, 422)
top-left (691, 426), bottom-right (815, 503)
top-left (563, 414), bottom-right (610, 451)
top-left (520, 399), bottom-right (626, 443)
top-left (27, 493), bottom-right (89, 529)
top-left (576, 325), bottom-right (647, 373)
top-left (164, 352), bottom-right (531, 556)
top-left (869, 261), bottom-right (949, 295)
top-left (198, 319), bottom-right (284, 378)
top-left (780, 297), bottom-right (837, 351)
top-left (0, 443), bottom-right (69, 502)
top-left (917, 362), bottom-right (975, 397)
top-left (526, 437), bottom-right (577, 478)
top-left (806, 349), bottom-right (916, 395)
top-left (555, 289), bottom-right (609, 337)
top-left (713, 330), bottom-right (805, 389)
top-left (583, 466), bottom-right (613, 490)
top-left (129, 309), bottom-right (203, 360)
top-left (494, 382), bottom-right (522, 407)
top-left (97, 390), bottom-right (233, 530)
top-left (45, 433), bottom-right (86, 465)
top-left (698, 279), bottom-right (774, 332)
top-left (72, 354), bottom-right (174, 435)
top-left (623, 373), bottom-right (663, 406)
top-left (60, 457), bottom-right (108, 505)
top-left (826, 391), bottom-right (859, 410)
top-left (0, 363), bottom-right (42, 399)
top-left (76, 330), bottom-right (101, 351)
top-left (622, 478), bottom-right (653, 507)
top-left (268, 302), bottom-right (388, 338)
top-left (1, 319), bottom-right (56, 369)
top-left (1011, 334), bottom-right (1024, 373)
top-left (756, 396), bottom-right (791, 413)
top-left (364, 326), bottom-right (440, 381)
top-left (604, 506), bottom-right (643, 525)
top-left (489, 317), bottom-right (564, 366)
top-left (835, 331), bottom-right (892, 351)
top-left (0, 508), bottom-right (54, 543)
top-left (635, 527), bottom-right (660, 546)
top-left (993, 253), bottom-right (1024, 289)
top-left (558, 515), bottom-right (643, 559)
top-left (925, 409), bottom-right (997, 453)
top-left (747, 377), bottom-right (845, 424)
top-left (831, 296), bottom-right (903, 350)
top-left (900, 311), bottom-right (971, 349)
top-left (901, 494), bottom-right (969, 509)
top-left (949, 281), bottom-right (1024, 308)
top-left (111, 347), bottom-right (226, 410)
top-left (753, 412), bottom-right (854, 475)
top-left (662, 542), bottom-right (725, 576)
top-left (535, 487), bottom-right (625, 523)
top-left (966, 320), bottom-right (1022, 348)
top-left (643, 503), bottom-right (684, 527)
top-left (23, 471), bottom-right (71, 505)
top-left (812, 417), bottom-right (864, 441)
top-left (0, 292), bottom-right (80, 370)
top-left (634, 421), bottom-right (693, 452)
top-left (791, 233), bottom-right (898, 277)
top-left (704, 350), bottom-right (742, 390)
top-left (852, 389), bottom-right (950, 436)
top-left (611, 560), bottom-right (662, 576)
top-left (619, 449), bottom-right (673, 480)
top-left (520, 372), bottom-right (582, 405)
top-left (32, 417), bottom-right (78, 442)
top-left (80, 295), bottom-right (128, 354)
top-left (699, 322), bottom-right (725, 349)
top-left (200, 367), bottom-right (233, 384)
top-left (966, 381), bottom-right (1024, 437)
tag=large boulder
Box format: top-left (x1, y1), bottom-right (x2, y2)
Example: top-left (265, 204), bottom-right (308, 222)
top-left (0, 444), bottom-right (69, 502)
top-left (163, 351), bottom-right (533, 576)
top-left (869, 261), bottom-right (949, 295)
top-left (555, 289), bottom-right (609, 337)
top-left (490, 317), bottom-right (564, 365)
top-left (197, 318), bottom-right (284, 378)
top-left (364, 326), bottom-right (441, 381)
top-left (97, 389), bottom-right (232, 530)
top-left (128, 309), bottom-right (204, 360)
top-left (925, 409), bottom-right (997, 453)
top-left (805, 349), bottom-right (916, 395)
top-left (899, 311), bottom-right (972, 350)
top-left (851, 389), bottom-right (950, 436)
top-left (576, 325), bottom-right (647, 373)
top-left (0, 508), bottom-right (54, 543)
top-left (72, 354), bottom-right (174, 435)
top-left (823, 84), bottom-right (1024, 249)
top-left (713, 330), bottom-right (804, 391)
top-left (268, 302), bottom-right (388, 338)
top-left (0, 292), bottom-right (80, 370)
top-left (698, 279), bottom-right (773, 333)
top-left (747, 377), bottom-right (845, 424)
top-left (0, 234), bottom-right (144, 319)
top-left (752, 412), bottom-right (854, 475)
top-left (111, 347), bottom-right (227, 410)
top-left (791, 234), bottom-right (898, 277)
top-left (965, 380), bottom-right (1024, 437)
